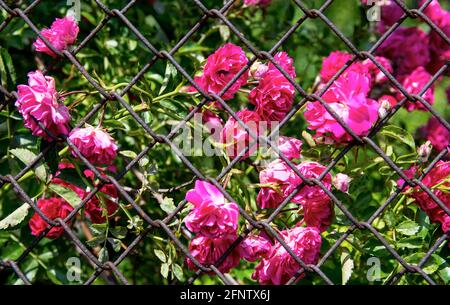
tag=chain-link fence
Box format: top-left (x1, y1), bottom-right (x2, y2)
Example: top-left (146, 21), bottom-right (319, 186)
top-left (0, 0), bottom-right (449, 285)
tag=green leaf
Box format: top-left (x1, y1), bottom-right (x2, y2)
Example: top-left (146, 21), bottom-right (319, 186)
top-left (48, 184), bottom-right (82, 208)
top-left (160, 197), bottom-right (176, 214)
top-left (56, 168), bottom-right (87, 189)
top-left (160, 263), bottom-right (169, 278)
top-left (0, 47), bottom-right (16, 86)
top-left (110, 226), bottom-right (127, 239)
top-left (396, 236), bottom-right (424, 249)
top-left (439, 267), bottom-right (450, 284)
top-left (119, 150), bottom-right (138, 159)
top-left (98, 247), bottom-right (109, 263)
top-left (40, 140), bottom-right (59, 176)
top-left (159, 62), bottom-right (177, 95)
top-left (154, 249), bottom-right (167, 263)
top-left (379, 125), bottom-right (416, 150)
top-left (218, 25), bottom-right (230, 41)
top-left (86, 235), bottom-right (105, 248)
top-left (10, 148), bottom-right (47, 182)
top-left (341, 249), bottom-right (354, 285)
top-left (172, 263), bottom-right (184, 281)
top-left (108, 238), bottom-right (121, 252)
top-left (90, 223), bottom-right (107, 235)
top-left (396, 220), bottom-right (420, 236)
top-left (404, 253), bottom-right (445, 275)
top-left (0, 203), bottom-right (30, 230)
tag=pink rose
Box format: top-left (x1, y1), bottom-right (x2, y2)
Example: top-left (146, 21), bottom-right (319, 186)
top-left (185, 180), bottom-right (239, 238)
top-left (201, 108), bottom-right (223, 140)
top-left (363, 56), bottom-right (393, 84)
top-left (220, 109), bottom-right (262, 159)
top-left (193, 43), bottom-right (248, 100)
top-left (249, 70), bottom-right (295, 122)
top-left (69, 126), bottom-right (118, 165)
top-left (33, 16), bottom-right (79, 57)
top-left (244, 0), bottom-right (272, 6)
top-left (240, 235), bottom-right (272, 262)
top-left (378, 27), bottom-right (430, 76)
top-left (276, 136), bottom-right (302, 160)
top-left (399, 161), bottom-right (450, 233)
top-left (52, 163), bottom-right (118, 224)
top-left (320, 51), bottom-right (353, 83)
top-left (397, 66), bottom-right (434, 112)
top-left (257, 159), bottom-right (332, 223)
top-left (332, 173), bottom-right (352, 193)
top-left (421, 0), bottom-right (446, 21)
top-left (250, 61), bottom-right (269, 79)
top-left (267, 51), bottom-right (297, 79)
top-left (305, 71), bottom-right (378, 144)
top-left (29, 197), bottom-right (73, 239)
top-left (295, 161), bottom-right (333, 232)
top-left (252, 227), bottom-right (321, 285)
top-left (249, 52), bottom-right (296, 122)
top-left (418, 117), bottom-right (450, 152)
top-left (15, 70), bottom-right (71, 141)
top-left (257, 159), bottom-right (302, 209)
top-left (186, 235), bottom-right (241, 273)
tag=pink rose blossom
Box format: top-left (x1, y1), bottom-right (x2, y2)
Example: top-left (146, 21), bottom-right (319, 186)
top-left (68, 126), bottom-right (118, 165)
top-left (421, 0), bottom-right (450, 76)
top-left (267, 52), bottom-right (297, 79)
top-left (257, 159), bottom-right (333, 227)
top-left (15, 70), bottom-right (70, 141)
top-left (33, 16), bottom-right (79, 57)
top-left (320, 51), bottom-right (353, 83)
top-left (201, 108), bottom-right (223, 139)
top-left (332, 173), bottom-right (352, 193)
top-left (421, 0), bottom-right (446, 21)
top-left (418, 117), bottom-right (450, 153)
top-left (185, 180), bottom-right (239, 238)
top-left (397, 67), bottom-right (434, 112)
top-left (186, 235), bottom-right (241, 274)
top-left (363, 56), bottom-right (393, 84)
top-left (417, 141), bottom-right (433, 163)
top-left (257, 159), bottom-right (301, 209)
top-left (305, 71), bottom-right (379, 144)
top-left (29, 197), bottom-right (73, 239)
top-left (193, 43), bottom-right (248, 100)
top-left (276, 136), bottom-right (302, 160)
top-left (252, 227), bottom-right (321, 285)
top-left (52, 163), bottom-right (118, 223)
top-left (244, 0), bottom-right (272, 6)
top-left (220, 109), bottom-right (262, 159)
top-left (250, 61), bottom-right (269, 79)
top-left (295, 161), bottom-right (333, 232)
top-left (399, 161), bottom-right (450, 233)
top-left (378, 27), bottom-right (430, 76)
top-left (249, 52), bottom-right (296, 122)
top-left (379, 95), bottom-right (397, 108)
top-left (240, 235), bottom-right (272, 262)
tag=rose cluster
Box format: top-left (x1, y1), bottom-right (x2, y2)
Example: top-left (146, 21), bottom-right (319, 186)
top-left (14, 17), bottom-right (121, 238)
top-left (366, 0), bottom-right (449, 154)
top-left (190, 43), bottom-right (297, 160)
top-left (399, 161), bottom-right (450, 234)
top-left (184, 42), bottom-right (355, 283)
top-left (184, 178), bottom-right (325, 284)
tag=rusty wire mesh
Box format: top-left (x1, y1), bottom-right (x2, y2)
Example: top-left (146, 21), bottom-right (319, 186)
top-left (0, 0), bottom-right (449, 285)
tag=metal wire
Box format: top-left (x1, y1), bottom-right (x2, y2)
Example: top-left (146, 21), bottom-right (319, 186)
top-left (0, 0), bottom-right (449, 285)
